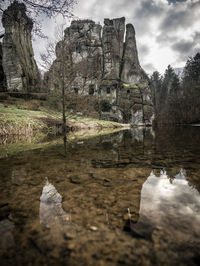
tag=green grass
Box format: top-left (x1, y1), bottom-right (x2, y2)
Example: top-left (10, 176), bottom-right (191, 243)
top-left (0, 99), bottom-right (128, 138)
top-left (0, 103), bottom-right (58, 131)
top-left (0, 99), bottom-right (129, 158)
top-left (0, 127), bottom-right (125, 158)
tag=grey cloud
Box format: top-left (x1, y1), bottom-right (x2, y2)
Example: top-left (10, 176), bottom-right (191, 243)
top-left (171, 37), bottom-right (200, 65)
top-left (138, 44), bottom-right (150, 56)
top-left (142, 63), bottom-right (156, 74)
top-left (134, 0), bottom-right (165, 19)
top-left (194, 31), bottom-right (200, 42)
top-left (160, 1), bottom-right (200, 33)
top-left (156, 33), bottom-right (178, 45)
top-left (168, 0), bottom-right (187, 4)
top-left (133, 0), bottom-right (165, 36)
top-left (172, 39), bottom-right (194, 54)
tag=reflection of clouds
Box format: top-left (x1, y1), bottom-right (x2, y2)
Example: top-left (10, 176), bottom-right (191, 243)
top-left (39, 178), bottom-right (77, 248)
top-left (135, 169), bottom-right (200, 235)
top-left (174, 168), bottom-right (186, 180)
top-left (40, 178), bottom-right (71, 230)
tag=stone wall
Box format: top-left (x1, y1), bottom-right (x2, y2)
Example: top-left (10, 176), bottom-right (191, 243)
top-left (2, 1), bottom-right (41, 92)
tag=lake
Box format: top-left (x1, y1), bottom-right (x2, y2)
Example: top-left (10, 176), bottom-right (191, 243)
top-left (0, 126), bottom-right (200, 265)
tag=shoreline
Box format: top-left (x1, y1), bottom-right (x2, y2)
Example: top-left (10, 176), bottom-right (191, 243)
top-left (0, 102), bottom-right (130, 137)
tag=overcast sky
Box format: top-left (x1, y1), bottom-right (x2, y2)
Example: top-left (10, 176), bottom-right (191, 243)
top-left (33, 0), bottom-right (200, 74)
top-left (2, 0), bottom-right (200, 75)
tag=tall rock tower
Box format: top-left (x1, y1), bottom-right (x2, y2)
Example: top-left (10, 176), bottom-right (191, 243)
top-left (121, 24), bottom-right (141, 84)
top-left (100, 18), bottom-right (154, 125)
top-left (102, 17), bottom-right (125, 80)
top-left (2, 1), bottom-right (41, 92)
top-left (45, 19), bottom-right (103, 95)
top-left (45, 17), bottom-right (154, 125)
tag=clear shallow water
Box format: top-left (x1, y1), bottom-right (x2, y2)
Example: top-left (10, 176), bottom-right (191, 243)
top-left (0, 127), bottom-right (200, 265)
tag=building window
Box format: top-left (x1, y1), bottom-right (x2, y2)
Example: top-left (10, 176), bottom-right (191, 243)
top-left (107, 87), bottom-right (110, 94)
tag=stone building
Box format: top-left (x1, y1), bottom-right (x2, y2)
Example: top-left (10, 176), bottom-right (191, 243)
top-left (46, 17), bottom-right (154, 125)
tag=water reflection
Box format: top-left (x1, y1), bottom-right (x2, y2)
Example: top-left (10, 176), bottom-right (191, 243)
top-left (0, 218), bottom-right (15, 249)
top-left (131, 169), bottom-right (200, 240)
top-left (0, 127), bottom-right (200, 265)
top-left (40, 178), bottom-right (77, 239)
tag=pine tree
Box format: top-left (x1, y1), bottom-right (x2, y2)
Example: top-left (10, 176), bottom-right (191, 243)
top-left (183, 53), bottom-right (200, 83)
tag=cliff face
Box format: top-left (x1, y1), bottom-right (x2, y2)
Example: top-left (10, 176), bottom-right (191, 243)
top-left (46, 17), bottom-right (154, 125)
top-left (45, 20), bottom-right (103, 96)
top-left (0, 43), bottom-right (7, 92)
top-left (2, 1), bottom-right (41, 92)
top-left (121, 24), bottom-right (141, 84)
top-left (102, 17), bottom-right (125, 80)
top-left (100, 21), bottom-right (153, 124)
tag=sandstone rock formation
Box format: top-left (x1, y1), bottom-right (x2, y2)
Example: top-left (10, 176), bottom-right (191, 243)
top-left (2, 1), bottom-right (41, 92)
top-left (0, 43), bottom-right (6, 92)
top-left (121, 24), bottom-right (141, 84)
top-left (46, 17), bottom-right (154, 125)
top-left (45, 19), bottom-right (103, 96)
top-left (102, 17), bottom-right (125, 80)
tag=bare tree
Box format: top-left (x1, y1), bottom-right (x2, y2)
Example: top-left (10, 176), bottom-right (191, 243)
top-left (0, 0), bottom-right (77, 38)
top-left (41, 23), bottom-right (77, 135)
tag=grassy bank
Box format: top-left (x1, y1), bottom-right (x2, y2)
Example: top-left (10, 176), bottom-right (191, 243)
top-left (0, 127), bottom-right (126, 158)
top-left (0, 99), bottom-right (129, 136)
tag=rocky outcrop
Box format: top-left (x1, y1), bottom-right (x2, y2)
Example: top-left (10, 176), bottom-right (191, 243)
top-left (46, 17), bottom-right (154, 125)
top-left (121, 24), bottom-right (141, 84)
top-left (102, 17), bottom-right (125, 80)
top-left (0, 43), bottom-right (7, 91)
top-left (45, 20), bottom-right (103, 96)
top-left (2, 1), bottom-right (41, 92)
top-left (100, 20), bottom-right (153, 125)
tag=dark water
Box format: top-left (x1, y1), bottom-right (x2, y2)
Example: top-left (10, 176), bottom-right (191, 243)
top-left (0, 127), bottom-right (200, 265)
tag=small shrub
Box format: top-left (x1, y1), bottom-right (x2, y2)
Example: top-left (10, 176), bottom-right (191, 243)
top-left (100, 100), bottom-right (112, 112)
top-left (46, 91), bottom-right (62, 111)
